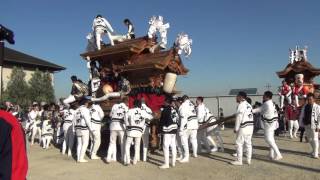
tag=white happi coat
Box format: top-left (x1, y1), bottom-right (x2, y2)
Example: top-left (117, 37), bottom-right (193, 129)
top-left (253, 100), bottom-right (279, 131)
top-left (299, 103), bottom-right (320, 129)
top-left (110, 103), bottom-right (128, 131)
top-left (179, 99), bottom-right (198, 131)
top-left (235, 100), bottom-right (254, 135)
top-left (125, 107), bottom-right (153, 138)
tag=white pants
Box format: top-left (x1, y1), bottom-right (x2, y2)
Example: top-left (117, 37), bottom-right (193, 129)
top-left (42, 135), bottom-right (52, 149)
top-left (63, 95), bottom-right (76, 107)
top-left (124, 136), bottom-right (141, 165)
top-left (142, 126), bottom-right (150, 161)
top-left (305, 125), bottom-right (319, 157)
top-left (162, 134), bottom-right (177, 166)
top-left (294, 95), bottom-right (300, 107)
top-left (288, 120), bottom-right (299, 138)
top-left (207, 127), bottom-right (224, 149)
top-left (95, 28), bottom-right (106, 49)
top-left (280, 94), bottom-right (291, 108)
top-left (55, 126), bottom-right (64, 144)
top-left (264, 129), bottom-right (282, 158)
top-left (76, 130), bottom-right (90, 161)
top-left (180, 129), bottom-right (198, 160)
top-left (90, 127), bottom-right (101, 157)
top-left (107, 130), bottom-right (124, 161)
top-left (235, 133), bottom-right (252, 162)
top-left (197, 129), bottom-right (210, 151)
top-left (176, 133), bottom-right (183, 157)
top-left (62, 125), bottom-right (75, 155)
top-left (31, 125), bottom-right (42, 145)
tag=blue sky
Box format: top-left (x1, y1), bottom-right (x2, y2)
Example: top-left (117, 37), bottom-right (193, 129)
top-left (1, 0), bottom-right (320, 97)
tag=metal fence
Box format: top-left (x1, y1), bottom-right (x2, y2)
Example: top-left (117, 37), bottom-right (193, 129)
top-left (190, 94), bottom-right (280, 118)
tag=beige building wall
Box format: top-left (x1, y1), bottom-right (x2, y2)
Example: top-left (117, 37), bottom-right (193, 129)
top-left (1, 66), bottom-right (54, 90)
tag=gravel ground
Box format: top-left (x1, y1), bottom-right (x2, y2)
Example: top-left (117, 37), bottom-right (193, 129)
top-left (27, 128), bottom-right (320, 180)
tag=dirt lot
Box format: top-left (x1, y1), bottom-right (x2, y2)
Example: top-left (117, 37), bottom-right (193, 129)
top-left (28, 129), bottom-right (320, 180)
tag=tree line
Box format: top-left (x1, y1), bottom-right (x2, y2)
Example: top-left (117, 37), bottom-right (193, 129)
top-left (2, 66), bottom-right (55, 109)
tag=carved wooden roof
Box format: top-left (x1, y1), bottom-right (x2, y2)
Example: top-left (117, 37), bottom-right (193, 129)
top-left (276, 60), bottom-right (320, 82)
top-left (113, 49), bottom-right (188, 75)
top-left (80, 36), bottom-right (189, 75)
top-left (80, 36), bottom-right (156, 62)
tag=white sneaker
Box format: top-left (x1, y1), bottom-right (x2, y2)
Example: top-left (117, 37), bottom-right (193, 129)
top-left (132, 160), bottom-right (137, 165)
top-left (179, 158), bottom-right (189, 163)
top-left (247, 160), bottom-right (251, 165)
top-left (230, 161), bottom-right (243, 166)
top-left (193, 154), bottom-right (198, 158)
top-left (313, 156), bottom-right (319, 159)
top-left (78, 159), bottom-right (88, 163)
top-left (159, 164), bottom-right (170, 169)
top-left (172, 163), bottom-right (176, 167)
top-left (274, 155), bottom-right (283, 161)
top-left (124, 162), bottom-right (130, 166)
top-left (105, 157), bottom-right (111, 163)
top-left (211, 147), bottom-right (218, 152)
top-left (91, 155), bottom-right (100, 160)
top-left (232, 153), bottom-right (238, 157)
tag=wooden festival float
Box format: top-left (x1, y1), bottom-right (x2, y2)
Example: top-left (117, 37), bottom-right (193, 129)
top-left (276, 46), bottom-right (320, 106)
top-left (80, 36), bottom-right (189, 149)
top-left (77, 15), bottom-right (193, 149)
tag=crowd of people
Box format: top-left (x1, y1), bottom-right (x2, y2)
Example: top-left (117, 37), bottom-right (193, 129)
top-left (1, 90), bottom-right (319, 171)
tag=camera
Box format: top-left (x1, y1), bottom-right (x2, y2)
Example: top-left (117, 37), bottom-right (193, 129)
top-left (0, 24), bottom-right (15, 44)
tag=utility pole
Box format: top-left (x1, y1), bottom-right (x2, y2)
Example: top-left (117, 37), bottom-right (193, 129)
top-left (265, 83), bottom-right (272, 91)
top-left (0, 41), bottom-right (4, 101)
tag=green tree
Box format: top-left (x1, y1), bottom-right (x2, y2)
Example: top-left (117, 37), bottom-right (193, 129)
top-left (3, 66), bottom-right (31, 108)
top-left (28, 69), bottom-right (55, 103)
top-left (42, 71), bottom-right (55, 102)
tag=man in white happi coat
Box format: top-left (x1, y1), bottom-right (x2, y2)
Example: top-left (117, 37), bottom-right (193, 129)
top-left (75, 99), bottom-right (94, 163)
top-left (92, 14), bottom-right (114, 49)
top-left (299, 93), bottom-right (320, 158)
top-left (61, 106), bottom-right (76, 156)
top-left (178, 95), bottom-right (198, 163)
top-left (28, 104), bottom-right (42, 145)
top-left (253, 91), bottom-right (283, 161)
top-left (88, 102), bottom-right (104, 160)
top-left (124, 99), bottom-right (153, 165)
top-left (196, 96), bottom-right (224, 153)
top-left (106, 102), bottom-right (128, 163)
top-left (141, 99), bottom-right (153, 162)
top-left (230, 92), bottom-right (254, 166)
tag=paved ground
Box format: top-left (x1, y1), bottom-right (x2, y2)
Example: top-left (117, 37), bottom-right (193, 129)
top-left (28, 128), bottom-right (320, 180)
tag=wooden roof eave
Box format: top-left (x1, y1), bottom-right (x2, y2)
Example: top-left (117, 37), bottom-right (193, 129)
top-left (80, 36), bottom-right (155, 61)
top-left (277, 68), bottom-right (320, 78)
top-left (81, 47), bottom-right (133, 60)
